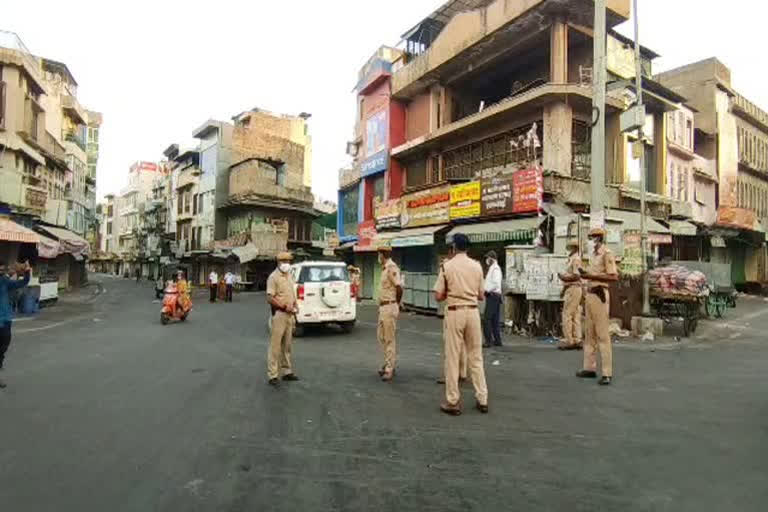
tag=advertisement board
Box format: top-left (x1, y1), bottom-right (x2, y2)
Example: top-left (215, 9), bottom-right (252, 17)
top-left (450, 182), bottom-right (481, 219)
top-left (361, 150), bottom-right (388, 177)
top-left (401, 185), bottom-right (450, 228)
top-left (365, 109), bottom-right (388, 158)
top-left (374, 198), bottom-right (402, 230)
top-left (355, 219), bottom-right (377, 252)
top-left (481, 174), bottom-right (514, 216)
top-left (512, 168), bottom-right (543, 213)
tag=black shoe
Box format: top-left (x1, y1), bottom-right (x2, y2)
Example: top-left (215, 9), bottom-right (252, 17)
top-left (268, 378), bottom-right (279, 386)
top-left (482, 343), bottom-right (491, 348)
top-left (0, 377), bottom-right (6, 389)
top-left (475, 401), bottom-right (489, 414)
top-left (576, 370), bottom-right (597, 379)
top-left (598, 376), bottom-right (612, 386)
top-left (282, 374), bottom-right (300, 382)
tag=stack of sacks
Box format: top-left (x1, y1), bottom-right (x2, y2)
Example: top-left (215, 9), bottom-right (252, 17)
top-left (648, 265), bottom-right (708, 296)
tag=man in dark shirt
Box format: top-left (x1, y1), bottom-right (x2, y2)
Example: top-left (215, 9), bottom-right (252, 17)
top-left (0, 260), bottom-right (31, 389)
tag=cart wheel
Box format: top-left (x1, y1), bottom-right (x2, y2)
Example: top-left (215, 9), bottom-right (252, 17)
top-left (714, 300), bottom-right (725, 318)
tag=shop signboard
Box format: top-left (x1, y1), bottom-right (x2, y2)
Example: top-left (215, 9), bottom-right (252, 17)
top-left (361, 150), bottom-right (388, 177)
top-left (512, 168), bottom-right (543, 213)
top-left (449, 181), bottom-right (481, 219)
top-left (621, 231), bottom-right (643, 277)
top-left (391, 234), bottom-right (434, 248)
top-left (374, 198), bottom-right (402, 230)
top-left (480, 168), bottom-right (542, 217)
top-left (355, 219), bottom-right (377, 252)
top-left (401, 185), bottom-right (450, 228)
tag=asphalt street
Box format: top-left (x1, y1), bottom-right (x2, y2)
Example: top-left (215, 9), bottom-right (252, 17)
top-left (1, 274), bottom-right (767, 511)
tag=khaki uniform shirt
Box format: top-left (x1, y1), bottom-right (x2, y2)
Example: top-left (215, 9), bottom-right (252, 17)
top-left (565, 253), bottom-right (583, 287)
top-left (266, 269), bottom-right (296, 308)
top-left (587, 246), bottom-right (617, 289)
top-left (434, 253), bottom-right (484, 307)
top-left (379, 259), bottom-right (402, 304)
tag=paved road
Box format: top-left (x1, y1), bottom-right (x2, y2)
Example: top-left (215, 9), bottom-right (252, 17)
top-left (1, 275), bottom-right (767, 511)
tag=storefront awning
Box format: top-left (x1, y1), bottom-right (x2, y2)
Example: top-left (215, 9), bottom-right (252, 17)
top-left (232, 243), bottom-right (259, 264)
top-left (0, 217), bottom-right (40, 244)
top-left (376, 225), bottom-right (447, 248)
top-left (597, 210), bottom-right (670, 234)
top-left (38, 226), bottom-right (91, 259)
top-left (447, 217), bottom-right (542, 244)
top-left (37, 233), bottom-right (61, 259)
top-left (669, 220), bottom-right (698, 236)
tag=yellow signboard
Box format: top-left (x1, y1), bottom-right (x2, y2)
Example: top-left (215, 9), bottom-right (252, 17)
top-left (449, 181), bottom-right (481, 219)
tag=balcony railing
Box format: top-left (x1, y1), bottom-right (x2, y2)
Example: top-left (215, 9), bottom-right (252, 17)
top-left (63, 130), bottom-right (86, 152)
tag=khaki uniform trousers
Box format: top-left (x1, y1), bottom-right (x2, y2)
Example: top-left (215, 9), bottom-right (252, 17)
top-left (561, 286), bottom-right (583, 346)
top-left (377, 303), bottom-right (399, 370)
top-left (268, 311), bottom-right (295, 379)
top-left (444, 308), bottom-right (488, 406)
top-left (584, 290), bottom-right (612, 377)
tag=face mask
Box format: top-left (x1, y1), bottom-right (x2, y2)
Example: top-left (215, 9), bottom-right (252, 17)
top-left (485, 259), bottom-right (492, 267)
top-left (279, 263), bottom-right (290, 273)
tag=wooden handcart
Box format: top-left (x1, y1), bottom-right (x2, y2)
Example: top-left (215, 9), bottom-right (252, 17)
top-left (650, 291), bottom-right (704, 337)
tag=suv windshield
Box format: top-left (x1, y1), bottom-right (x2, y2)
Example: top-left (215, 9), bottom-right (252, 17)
top-left (298, 265), bottom-right (349, 283)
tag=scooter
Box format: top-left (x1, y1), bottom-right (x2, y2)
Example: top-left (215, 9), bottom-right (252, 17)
top-left (160, 283), bottom-right (191, 325)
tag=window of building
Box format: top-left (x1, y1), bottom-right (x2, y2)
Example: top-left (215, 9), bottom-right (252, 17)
top-left (341, 187), bottom-right (359, 237)
top-left (192, 194), bottom-right (198, 215)
top-left (406, 158), bottom-right (428, 188)
top-left (107, 222), bottom-right (112, 235)
top-left (686, 119), bottom-right (693, 149)
top-left (198, 193), bottom-right (204, 214)
top-left (276, 164), bottom-right (286, 187)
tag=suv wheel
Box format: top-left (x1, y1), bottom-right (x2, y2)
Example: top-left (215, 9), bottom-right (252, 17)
top-left (340, 320), bottom-right (356, 333)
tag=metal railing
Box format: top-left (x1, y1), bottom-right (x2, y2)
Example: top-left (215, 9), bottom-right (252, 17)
top-left (63, 129), bottom-right (86, 151)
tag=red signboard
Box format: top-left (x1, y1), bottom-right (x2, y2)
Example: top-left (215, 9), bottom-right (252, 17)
top-left (480, 168), bottom-right (542, 216)
top-left (355, 219), bottom-right (377, 252)
top-left (512, 168), bottom-right (543, 213)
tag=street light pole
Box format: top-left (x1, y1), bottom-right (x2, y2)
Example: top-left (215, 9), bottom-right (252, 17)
top-left (591, 0), bottom-right (607, 232)
top-left (633, 0), bottom-right (651, 316)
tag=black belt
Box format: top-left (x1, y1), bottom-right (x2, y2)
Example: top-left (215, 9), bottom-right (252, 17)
top-left (447, 305), bottom-right (478, 311)
top-left (380, 300), bottom-right (397, 306)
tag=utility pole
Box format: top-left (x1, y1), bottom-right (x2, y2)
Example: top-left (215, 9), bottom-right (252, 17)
top-left (590, 0), bottom-right (607, 232)
top-left (633, 0), bottom-right (651, 316)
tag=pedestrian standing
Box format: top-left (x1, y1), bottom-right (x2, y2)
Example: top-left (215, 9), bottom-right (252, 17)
top-left (376, 246), bottom-right (402, 382)
top-left (266, 252), bottom-right (299, 386)
top-left (558, 239), bottom-right (584, 351)
top-left (576, 228), bottom-right (618, 385)
top-left (482, 250), bottom-right (503, 348)
top-left (434, 234), bottom-right (489, 415)
top-left (0, 261), bottom-right (31, 389)
top-left (225, 271), bottom-right (235, 302)
top-left (208, 269), bottom-right (218, 303)
top-left (135, 267), bottom-right (141, 284)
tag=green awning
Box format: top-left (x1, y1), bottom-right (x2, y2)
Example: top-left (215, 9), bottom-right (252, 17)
top-left (447, 217), bottom-right (542, 244)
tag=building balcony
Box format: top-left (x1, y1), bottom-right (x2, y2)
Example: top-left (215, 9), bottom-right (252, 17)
top-left (62, 94), bottom-right (87, 125)
top-left (63, 129), bottom-right (86, 152)
top-left (732, 94), bottom-right (768, 133)
top-left (23, 184), bottom-right (48, 212)
top-left (0, 31), bottom-right (45, 94)
top-left (227, 165), bottom-right (314, 212)
top-left (391, 0), bottom-right (630, 99)
top-left (176, 169), bottom-right (200, 190)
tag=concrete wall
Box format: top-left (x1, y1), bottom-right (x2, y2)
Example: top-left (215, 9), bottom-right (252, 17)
top-left (406, 91), bottom-right (431, 141)
top-left (717, 90), bottom-right (739, 207)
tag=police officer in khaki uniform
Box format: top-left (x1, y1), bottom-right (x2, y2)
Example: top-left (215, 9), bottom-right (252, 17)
top-left (376, 246), bottom-right (402, 382)
top-left (434, 233), bottom-right (489, 415)
top-left (576, 227), bottom-right (618, 385)
top-left (558, 239), bottom-right (583, 351)
top-left (266, 252), bottom-right (299, 386)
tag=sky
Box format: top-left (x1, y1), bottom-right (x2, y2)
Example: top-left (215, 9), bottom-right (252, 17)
top-left (4, 0), bottom-right (767, 205)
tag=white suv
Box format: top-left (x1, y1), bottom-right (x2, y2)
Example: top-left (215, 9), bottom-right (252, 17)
top-left (269, 261), bottom-right (356, 336)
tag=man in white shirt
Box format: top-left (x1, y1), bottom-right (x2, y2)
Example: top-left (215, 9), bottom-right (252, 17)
top-left (224, 271), bottom-right (235, 302)
top-left (482, 250), bottom-right (503, 348)
top-left (209, 270), bottom-right (218, 303)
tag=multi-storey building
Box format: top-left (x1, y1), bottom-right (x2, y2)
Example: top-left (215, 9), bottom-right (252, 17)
top-left (338, 0), bottom-right (712, 311)
top-left (0, 31), bottom-right (98, 289)
top-left (116, 161), bottom-right (160, 277)
top-left (657, 58), bottom-right (768, 288)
